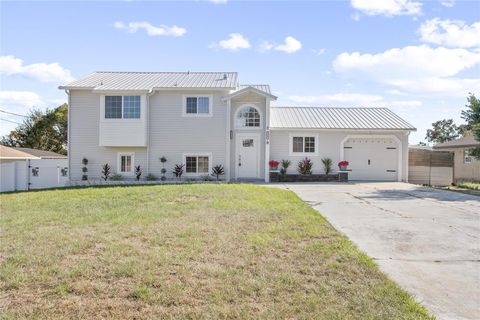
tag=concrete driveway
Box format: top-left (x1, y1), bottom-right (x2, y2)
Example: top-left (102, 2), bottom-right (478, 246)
top-left (275, 182), bottom-right (480, 320)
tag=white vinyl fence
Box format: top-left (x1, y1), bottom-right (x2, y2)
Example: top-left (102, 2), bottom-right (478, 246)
top-left (0, 159), bottom-right (68, 192)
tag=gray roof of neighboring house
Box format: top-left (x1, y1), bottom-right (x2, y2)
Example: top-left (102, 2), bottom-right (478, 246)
top-left (60, 71), bottom-right (239, 91)
top-left (433, 135), bottom-right (480, 149)
top-left (270, 107), bottom-right (416, 130)
top-left (0, 145), bottom-right (67, 159)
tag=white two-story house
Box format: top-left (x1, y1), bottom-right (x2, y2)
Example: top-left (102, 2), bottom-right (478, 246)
top-left (60, 71), bottom-right (415, 182)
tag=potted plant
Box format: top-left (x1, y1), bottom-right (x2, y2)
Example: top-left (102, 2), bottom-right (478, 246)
top-left (280, 159), bottom-right (291, 175)
top-left (269, 160), bottom-right (280, 171)
top-left (338, 160), bottom-right (349, 171)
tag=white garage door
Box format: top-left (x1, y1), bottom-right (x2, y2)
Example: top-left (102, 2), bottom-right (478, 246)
top-left (344, 138), bottom-right (399, 181)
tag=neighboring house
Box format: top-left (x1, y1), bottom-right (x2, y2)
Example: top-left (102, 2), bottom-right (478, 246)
top-left (0, 146), bottom-right (68, 192)
top-left (59, 71), bottom-right (415, 182)
top-left (433, 135), bottom-right (480, 182)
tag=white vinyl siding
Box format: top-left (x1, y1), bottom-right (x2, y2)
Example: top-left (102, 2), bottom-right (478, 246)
top-left (148, 91), bottom-right (226, 179)
top-left (69, 90), bottom-right (147, 180)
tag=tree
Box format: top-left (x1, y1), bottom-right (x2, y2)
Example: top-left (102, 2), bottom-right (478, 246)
top-left (1, 104), bottom-right (67, 155)
top-left (425, 119), bottom-right (460, 144)
top-left (461, 93), bottom-right (480, 131)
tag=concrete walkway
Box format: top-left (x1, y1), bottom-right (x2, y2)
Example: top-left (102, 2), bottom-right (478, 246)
top-left (274, 182), bottom-right (480, 320)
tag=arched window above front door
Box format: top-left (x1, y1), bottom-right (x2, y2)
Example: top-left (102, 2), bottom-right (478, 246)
top-left (235, 106), bottom-right (261, 128)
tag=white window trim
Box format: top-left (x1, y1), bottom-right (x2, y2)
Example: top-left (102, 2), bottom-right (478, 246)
top-left (182, 95), bottom-right (213, 117)
top-left (101, 95), bottom-right (143, 121)
top-left (464, 149), bottom-right (472, 164)
top-left (182, 152), bottom-right (213, 176)
top-left (117, 152), bottom-right (135, 176)
top-left (289, 133), bottom-right (319, 156)
top-left (234, 104), bottom-right (263, 130)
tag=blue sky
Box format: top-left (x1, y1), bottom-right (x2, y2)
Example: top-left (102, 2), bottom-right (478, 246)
top-left (1, 0), bottom-right (479, 143)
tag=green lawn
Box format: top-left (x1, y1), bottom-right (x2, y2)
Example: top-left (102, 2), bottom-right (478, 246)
top-left (0, 185), bottom-right (432, 319)
top-left (457, 181), bottom-right (480, 191)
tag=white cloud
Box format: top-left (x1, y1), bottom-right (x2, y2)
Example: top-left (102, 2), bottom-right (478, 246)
top-left (211, 33), bottom-right (251, 51)
top-left (259, 36), bottom-right (302, 54)
top-left (350, 0), bottom-right (422, 17)
top-left (208, 0), bottom-right (227, 3)
top-left (274, 36), bottom-right (302, 53)
top-left (0, 91), bottom-right (43, 112)
top-left (312, 48), bottom-right (326, 56)
top-left (440, 0), bottom-right (455, 7)
top-left (333, 45), bottom-right (480, 96)
top-left (390, 100), bottom-right (422, 108)
top-left (351, 12), bottom-right (361, 21)
top-left (0, 55), bottom-right (74, 83)
top-left (114, 21), bottom-right (186, 37)
top-left (419, 18), bottom-right (480, 48)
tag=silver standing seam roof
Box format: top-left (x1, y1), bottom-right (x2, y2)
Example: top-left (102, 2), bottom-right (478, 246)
top-left (59, 71), bottom-right (239, 91)
top-left (270, 107), bottom-right (416, 131)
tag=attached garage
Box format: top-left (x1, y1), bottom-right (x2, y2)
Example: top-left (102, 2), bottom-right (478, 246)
top-left (343, 137), bottom-right (400, 181)
top-left (269, 107), bottom-right (415, 182)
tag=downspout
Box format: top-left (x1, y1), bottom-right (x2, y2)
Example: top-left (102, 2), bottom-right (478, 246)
top-left (65, 89), bottom-right (71, 181)
top-left (146, 89), bottom-right (155, 175)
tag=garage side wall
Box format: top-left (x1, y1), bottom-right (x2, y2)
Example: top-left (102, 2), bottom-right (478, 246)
top-left (269, 130), bottom-right (409, 181)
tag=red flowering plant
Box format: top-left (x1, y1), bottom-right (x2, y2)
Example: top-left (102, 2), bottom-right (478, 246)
top-left (269, 160), bottom-right (280, 170)
top-left (338, 161), bottom-right (349, 171)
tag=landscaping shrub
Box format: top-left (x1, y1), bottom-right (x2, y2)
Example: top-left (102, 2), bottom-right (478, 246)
top-left (135, 165), bottom-right (142, 181)
top-left (145, 174), bottom-right (157, 181)
top-left (321, 158), bottom-right (333, 175)
top-left (211, 164), bottom-right (225, 181)
top-left (101, 163), bottom-right (111, 181)
top-left (173, 164), bottom-right (184, 180)
top-left (298, 157), bottom-right (313, 175)
top-left (280, 159), bottom-right (291, 175)
top-left (110, 174), bottom-right (123, 181)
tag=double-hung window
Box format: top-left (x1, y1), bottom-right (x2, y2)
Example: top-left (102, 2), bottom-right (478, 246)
top-left (184, 154), bottom-right (211, 174)
top-left (184, 96), bottom-right (211, 116)
top-left (105, 96), bottom-right (140, 119)
top-left (291, 135), bottom-right (317, 155)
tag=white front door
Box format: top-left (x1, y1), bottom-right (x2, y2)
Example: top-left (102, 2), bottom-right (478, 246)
top-left (236, 133), bottom-right (260, 179)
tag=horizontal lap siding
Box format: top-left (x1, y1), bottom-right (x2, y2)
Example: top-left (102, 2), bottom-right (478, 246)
top-left (270, 130), bottom-right (408, 180)
top-left (148, 91), bottom-right (227, 178)
top-left (69, 91), bottom-right (147, 180)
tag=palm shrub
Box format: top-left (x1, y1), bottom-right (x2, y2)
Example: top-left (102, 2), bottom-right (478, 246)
top-left (298, 157), bottom-right (313, 175)
top-left (280, 159), bottom-right (291, 175)
top-left (211, 164), bottom-right (225, 181)
top-left (173, 164), bottom-right (184, 180)
top-left (135, 165), bottom-right (142, 181)
top-left (101, 163), bottom-right (110, 181)
top-left (321, 158), bottom-right (333, 175)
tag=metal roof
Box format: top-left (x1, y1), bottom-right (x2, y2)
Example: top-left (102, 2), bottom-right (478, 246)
top-left (60, 71), bottom-right (239, 91)
top-left (0, 146), bottom-right (67, 159)
top-left (433, 135), bottom-right (480, 149)
top-left (238, 84), bottom-right (271, 94)
top-left (270, 107), bottom-right (416, 130)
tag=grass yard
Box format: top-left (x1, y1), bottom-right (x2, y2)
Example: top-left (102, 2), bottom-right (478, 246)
top-left (456, 181), bottom-right (480, 191)
top-left (0, 185), bottom-right (432, 319)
